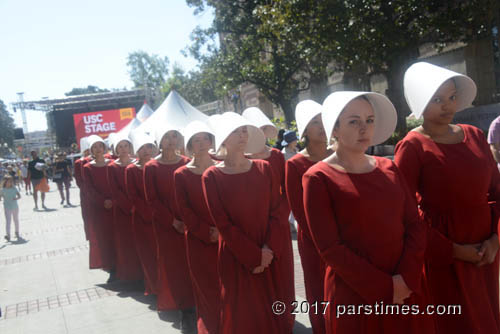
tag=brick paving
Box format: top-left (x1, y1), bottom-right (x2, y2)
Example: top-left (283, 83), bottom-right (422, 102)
top-left (0, 186), bottom-right (312, 333)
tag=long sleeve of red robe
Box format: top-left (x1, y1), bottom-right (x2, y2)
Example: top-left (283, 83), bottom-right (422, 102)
top-left (174, 167), bottom-right (212, 244)
top-left (108, 162), bottom-right (133, 215)
top-left (143, 160), bottom-right (174, 225)
top-left (126, 165), bottom-right (152, 222)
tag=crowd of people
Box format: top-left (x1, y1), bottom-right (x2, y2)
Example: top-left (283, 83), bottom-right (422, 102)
top-left (7, 62), bottom-right (499, 334)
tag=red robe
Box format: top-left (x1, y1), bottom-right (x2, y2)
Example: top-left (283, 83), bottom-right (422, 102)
top-left (394, 124), bottom-right (500, 333)
top-left (202, 160), bottom-right (289, 334)
top-left (108, 161), bottom-right (143, 281)
top-left (144, 157), bottom-right (195, 311)
top-left (258, 148), bottom-right (295, 332)
top-left (285, 153), bottom-right (326, 334)
top-left (83, 162), bottom-right (115, 271)
top-left (174, 166), bottom-right (220, 334)
top-left (75, 156), bottom-right (92, 240)
top-left (125, 164), bottom-right (160, 296)
top-left (303, 157), bottom-right (433, 333)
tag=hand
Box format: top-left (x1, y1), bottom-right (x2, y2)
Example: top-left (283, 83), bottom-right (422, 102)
top-left (104, 199), bottom-right (113, 209)
top-left (260, 245), bottom-right (274, 268)
top-left (172, 219), bottom-right (186, 234)
top-left (209, 226), bottom-right (219, 243)
top-left (453, 243), bottom-right (483, 263)
top-left (252, 266), bottom-right (265, 274)
top-left (476, 234), bottom-right (499, 267)
top-left (392, 274), bottom-right (412, 304)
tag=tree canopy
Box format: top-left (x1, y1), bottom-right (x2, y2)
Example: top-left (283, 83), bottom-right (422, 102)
top-left (65, 85), bottom-right (110, 96)
top-left (127, 50), bottom-right (170, 89)
top-left (186, 0), bottom-right (500, 129)
top-left (0, 99), bottom-right (15, 147)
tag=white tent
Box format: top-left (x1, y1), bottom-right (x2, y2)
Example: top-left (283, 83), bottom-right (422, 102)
top-left (133, 90), bottom-right (209, 136)
top-left (136, 103), bottom-right (154, 122)
top-left (116, 117), bottom-right (141, 138)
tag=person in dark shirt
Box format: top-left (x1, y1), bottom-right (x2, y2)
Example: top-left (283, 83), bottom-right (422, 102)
top-left (53, 152), bottom-right (73, 206)
top-left (27, 150), bottom-right (46, 210)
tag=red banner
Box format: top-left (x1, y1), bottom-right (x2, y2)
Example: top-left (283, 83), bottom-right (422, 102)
top-left (73, 108), bottom-right (135, 145)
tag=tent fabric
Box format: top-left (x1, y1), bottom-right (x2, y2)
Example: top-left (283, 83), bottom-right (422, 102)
top-left (116, 118), bottom-right (141, 138)
top-left (136, 103), bottom-right (154, 123)
top-left (133, 91), bottom-right (209, 137)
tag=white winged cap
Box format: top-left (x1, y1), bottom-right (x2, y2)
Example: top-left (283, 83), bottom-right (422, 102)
top-left (242, 107), bottom-right (278, 139)
top-left (322, 91), bottom-right (397, 146)
top-left (295, 100), bottom-right (323, 139)
top-left (211, 112), bottom-right (266, 154)
top-left (404, 62), bottom-right (477, 119)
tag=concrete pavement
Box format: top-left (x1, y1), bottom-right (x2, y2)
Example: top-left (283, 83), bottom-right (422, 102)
top-left (0, 186), bottom-right (312, 333)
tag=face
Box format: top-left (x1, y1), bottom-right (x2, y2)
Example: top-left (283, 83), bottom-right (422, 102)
top-left (422, 79), bottom-right (458, 125)
top-left (223, 126), bottom-right (249, 153)
top-left (189, 133), bottom-right (212, 155)
top-left (160, 130), bottom-right (180, 151)
top-left (91, 142), bottom-right (105, 157)
top-left (288, 140), bottom-right (298, 150)
top-left (115, 140), bottom-right (131, 156)
top-left (304, 114), bottom-right (327, 143)
top-left (31, 151), bottom-right (37, 159)
top-left (333, 97), bottom-right (375, 153)
top-left (5, 179), bottom-right (13, 188)
top-left (137, 144), bottom-right (154, 161)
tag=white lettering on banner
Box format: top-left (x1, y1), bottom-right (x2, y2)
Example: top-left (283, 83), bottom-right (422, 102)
top-left (84, 122), bottom-right (117, 133)
top-left (83, 114), bottom-right (103, 124)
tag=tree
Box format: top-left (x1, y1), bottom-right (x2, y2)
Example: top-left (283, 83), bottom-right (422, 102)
top-left (310, 0), bottom-right (500, 132)
top-left (162, 61), bottom-right (220, 106)
top-left (0, 99), bottom-right (15, 147)
top-left (65, 85), bottom-right (110, 96)
top-left (186, 1), bottom-right (318, 124)
top-left (127, 50), bottom-right (170, 89)
top-left (187, 0), bottom-right (500, 130)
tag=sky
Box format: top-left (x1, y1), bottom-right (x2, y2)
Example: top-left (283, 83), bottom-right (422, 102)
top-left (0, 0), bottom-right (213, 132)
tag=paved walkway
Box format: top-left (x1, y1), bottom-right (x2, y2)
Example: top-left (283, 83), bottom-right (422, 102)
top-left (0, 186), bottom-right (312, 333)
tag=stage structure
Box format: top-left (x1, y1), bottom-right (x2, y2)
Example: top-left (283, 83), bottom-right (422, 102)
top-left (11, 89), bottom-right (146, 148)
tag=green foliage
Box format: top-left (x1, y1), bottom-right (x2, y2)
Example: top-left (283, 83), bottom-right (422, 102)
top-left (383, 117), bottom-right (424, 145)
top-left (65, 85), bottom-right (109, 96)
top-left (0, 99), bottom-right (15, 147)
top-left (127, 51), bottom-right (170, 89)
top-left (161, 62), bottom-right (220, 106)
top-left (186, 0), bottom-right (499, 128)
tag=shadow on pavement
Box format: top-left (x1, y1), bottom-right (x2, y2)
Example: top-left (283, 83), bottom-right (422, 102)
top-left (11, 237), bottom-right (29, 245)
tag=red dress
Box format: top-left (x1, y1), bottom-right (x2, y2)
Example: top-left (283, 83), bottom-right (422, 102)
top-left (174, 166), bottom-right (220, 334)
top-left (144, 157), bottom-right (195, 311)
top-left (108, 161), bottom-right (143, 281)
top-left (394, 124), bottom-right (500, 333)
top-left (202, 160), bottom-right (289, 334)
top-left (125, 164), bottom-right (160, 296)
top-left (83, 162), bottom-right (115, 271)
top-left (75, 156), bottom-right (92, 240)
top-left (259, 148), bottom-right (295, 332)
top-left (285, 153), bottom-right (326, 334)
top-left (303, 157), bottom-right (433, 334)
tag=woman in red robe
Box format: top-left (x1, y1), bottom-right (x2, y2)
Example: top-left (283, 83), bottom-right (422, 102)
top-left (107, 136), bottom-right (143, 282)
top-left (144, 126), bottom-right (195, 330)
top-left (202, 112), bottom-right (289, 334)
top-left (74, 137), bottom-right (92, 241)
top-left (83, 135), bottom-right (116, 282)
top-left (285, 100), bottom-right (332, 334)
top-left (304, 92), bottom-right (434, 333)
top-left (395, 62), bottom-right (500, 333)
top-left (174, 120), bottom-right (220, 334)
top-left (125, 132), bottom-right (159, 297)
top-left (245, 111), bottom-right (295, 333)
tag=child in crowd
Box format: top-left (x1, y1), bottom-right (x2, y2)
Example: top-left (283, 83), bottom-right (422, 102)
top-left (1, 176), bottom-right (21, 242)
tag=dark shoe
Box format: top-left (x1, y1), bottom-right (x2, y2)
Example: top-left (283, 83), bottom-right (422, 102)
top-left (4, 235), bottom-right (10, 242)
top-left (42, 204), bottom-right (48, 210)
top-left (180, 308), bottom-right (197, 334)
top-left (60, 199), bottom-right (64, 205)
top-left (15, 232), bottom-right (20, 239)
top-left (106, 270), bottom-right (118, 284)
top-left (67, 202), bottom-right (73, 207)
